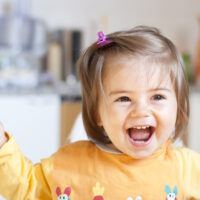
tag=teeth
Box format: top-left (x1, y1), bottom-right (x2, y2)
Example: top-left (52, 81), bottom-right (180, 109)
top-left (135, 127), bottom-right (142, 129)
top-left (141, 126), bottom-right (147, 129)
top-left (134, 126), bottom-right (150, 130)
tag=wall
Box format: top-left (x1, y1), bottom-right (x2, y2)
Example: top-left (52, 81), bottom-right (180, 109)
top-left (29, 0), bottom-right (200, 64)
top-left (0, 0), bottom-right (199, 62)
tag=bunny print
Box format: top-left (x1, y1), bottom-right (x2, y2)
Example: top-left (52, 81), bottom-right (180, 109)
top-left (165, 185), bottom-right (178, 200)
top-left (56, 187), bottom-right (71, 200)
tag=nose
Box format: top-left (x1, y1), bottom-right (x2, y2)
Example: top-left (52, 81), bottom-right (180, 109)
top-left (130, 99), bottom-right (150, 118)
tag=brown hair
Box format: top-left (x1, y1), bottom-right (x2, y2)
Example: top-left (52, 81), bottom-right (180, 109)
top-left (77, 26), bottom-right (189, 144)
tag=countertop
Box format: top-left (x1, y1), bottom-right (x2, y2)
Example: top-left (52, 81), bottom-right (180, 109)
top-left (0, 81), bottom-right (82, 101)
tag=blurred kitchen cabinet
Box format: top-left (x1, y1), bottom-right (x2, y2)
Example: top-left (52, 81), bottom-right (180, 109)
top-left (0, 94), bottom-right (81, 163)
top-left (0, 94), bottom-right (61, 163)
top-left (61, 101), bottom-right (81, 145)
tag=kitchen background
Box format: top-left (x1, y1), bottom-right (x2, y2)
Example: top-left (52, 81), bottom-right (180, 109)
top-left (0, 0), bottom-right (200, 165)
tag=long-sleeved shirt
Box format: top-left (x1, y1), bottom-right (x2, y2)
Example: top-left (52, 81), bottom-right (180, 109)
top-left (0, 135), bottom-right (200, 200)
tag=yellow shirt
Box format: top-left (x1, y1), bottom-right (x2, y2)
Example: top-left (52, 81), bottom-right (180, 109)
top-left (0, 136), bottom-right (200, 200)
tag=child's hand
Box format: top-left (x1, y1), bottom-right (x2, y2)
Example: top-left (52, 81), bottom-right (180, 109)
top-left (0, 122), bottom-right (7, 148)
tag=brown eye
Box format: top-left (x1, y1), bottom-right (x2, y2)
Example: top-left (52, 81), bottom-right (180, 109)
top-left (116, 96), bottom-right (131, 102)
top-left (152, 95), bottom-right (165, 100)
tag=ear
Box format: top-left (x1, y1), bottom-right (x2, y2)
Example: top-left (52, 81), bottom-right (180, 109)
top-left (64, 187), bottom-right (71, 196)
top-left (97, 120), bottom-right (103, 126)
top-left (165, 185), bottom-right (171, 194)
top-left (96, 113), bottom-right (103, 126)
top-left (173, 186), bottom-right (178, 195)
top-left (56, 187), bottom-right (61, 196)
top-left (94, 109), bottom-right (103, 126)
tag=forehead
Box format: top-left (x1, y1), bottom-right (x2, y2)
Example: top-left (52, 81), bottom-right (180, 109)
top-left (102, 55), bottom-right (173, 91)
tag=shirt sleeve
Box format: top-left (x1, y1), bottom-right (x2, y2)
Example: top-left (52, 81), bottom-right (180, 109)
top-left (176, 147), bottom-right (200, 199)
top-left (0, 134), bottom-right (52, 200)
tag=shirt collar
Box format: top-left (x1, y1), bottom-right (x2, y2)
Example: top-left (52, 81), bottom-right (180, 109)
top-left (94, 139), bottom-right (173, 158)
top-left (95, 142), bottom-right (123, 154)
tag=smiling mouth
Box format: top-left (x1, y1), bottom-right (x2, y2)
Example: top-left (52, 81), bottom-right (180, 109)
top-left (127, 126), bottom-right (155, 145)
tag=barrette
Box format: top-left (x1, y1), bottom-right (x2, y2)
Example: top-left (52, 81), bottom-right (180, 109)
top-left (97, 31), bottom-right (113, 48)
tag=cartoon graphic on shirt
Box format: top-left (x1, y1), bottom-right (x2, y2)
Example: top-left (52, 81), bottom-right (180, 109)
top-left (92, 182), bottom-right (104, 200)
top-left (92, 182), bottom-right (142, 200)
top-left (56, 187), bottom-right (71, 200)
top-left (165, 185), bottom-right (178, 200)
top-left (126, 196), bottom-right (142, 200)
top-left (135, 196), bottom-right (142, 200)
top-left (54, 183), bottom-right (177, 200)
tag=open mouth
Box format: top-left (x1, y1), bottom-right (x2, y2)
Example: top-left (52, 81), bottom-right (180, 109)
top-left (127, 126), bottom-right (155, 146)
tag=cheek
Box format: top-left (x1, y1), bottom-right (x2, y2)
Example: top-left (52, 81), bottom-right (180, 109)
top-left (155, 102), bottom-right (177, 129)
top-left (99, 105), bottom-right (126, 128)
top-left (169, 100), bottom-right (178, 126)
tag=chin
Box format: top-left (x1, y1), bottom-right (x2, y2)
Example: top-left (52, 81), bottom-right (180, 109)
top-left (128, 151), bottom-right (153, 159)
top-left (125, 142), bottom-right (158, 159)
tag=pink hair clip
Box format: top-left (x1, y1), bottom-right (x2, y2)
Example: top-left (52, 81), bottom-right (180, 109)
top-left (97, 31), bottom-right (113, 48)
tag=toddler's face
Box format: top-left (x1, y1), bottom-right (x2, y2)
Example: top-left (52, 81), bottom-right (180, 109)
top-left (97, 56), bottom-right (177, 158)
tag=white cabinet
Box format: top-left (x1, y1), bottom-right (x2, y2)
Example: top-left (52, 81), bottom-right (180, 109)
top-left (188, 92), bottom-right (200, 153)
top-left (0, 94), bottom-right (61, 164)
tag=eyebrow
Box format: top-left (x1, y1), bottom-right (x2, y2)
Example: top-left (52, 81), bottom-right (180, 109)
top-left (149, 87), bottom-right (172, 92)
top-left (109, 88), bottom-right (172, 96)
top-left (109, 90), bottom-right (132, 96)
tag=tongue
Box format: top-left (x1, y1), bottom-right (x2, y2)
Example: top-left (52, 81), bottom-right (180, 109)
top-left (129, 128), bottom-right (151, 141)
